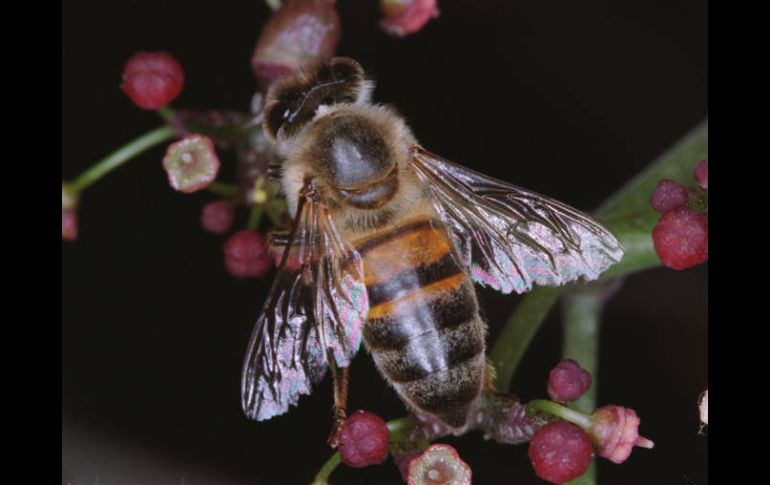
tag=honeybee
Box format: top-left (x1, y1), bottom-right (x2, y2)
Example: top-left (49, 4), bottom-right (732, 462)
top-left (241, 57), bottom-right (624, 443)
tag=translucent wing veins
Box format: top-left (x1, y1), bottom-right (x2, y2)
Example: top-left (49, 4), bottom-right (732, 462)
top-left (241, 180), bottom-right (368, 421)
top-left (412, 146), bottom-right (624, 294)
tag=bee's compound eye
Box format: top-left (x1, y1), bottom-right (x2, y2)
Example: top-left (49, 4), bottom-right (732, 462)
top-left (264, 100), bottom-right (288, 140)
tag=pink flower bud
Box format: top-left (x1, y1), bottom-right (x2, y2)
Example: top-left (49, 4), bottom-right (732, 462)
top-left (548, 359), bottom-right (592, 402)
top-left (162, 135), bottom-right (221, 193)
top-left (339, 410), bottom-right (390, 469)
top-left (200, 200), bottom-right (234, 235)
top-left (588, 405), bottom-right (654, 464)
top-left (652, 207), bottom-right (708, 270)
top-left (62, 209), bottom-right (78, 241)
top-left (528, 421), bottom-right (592, 484)
top-left (121, 51), bottom-right (184, 110)
top-left (650, 179), bottom-right (690, 213)
top-left (694, 159), bottom-right (708, 190)
top-left (223, 230), bottom-right (272, 278)
top-left (379, 0), bottom-right (439, 37)
top-left (251, 0), bottom-right (341, 92)
top-left (394, 449), bottom-right (422, 483)
top-left (62, 183), bottom-right (80, 241)
top-left (407, 444), bottom-right (471, 485)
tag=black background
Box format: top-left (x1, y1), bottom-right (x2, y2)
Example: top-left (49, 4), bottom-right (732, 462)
top-left (62, 1), bottom-right (707, 483)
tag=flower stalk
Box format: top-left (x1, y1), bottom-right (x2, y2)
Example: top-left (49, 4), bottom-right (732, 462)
top-left (69, 125), bottom-right (175, 193)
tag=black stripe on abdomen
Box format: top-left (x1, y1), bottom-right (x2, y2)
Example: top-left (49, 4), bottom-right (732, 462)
top-left (366, 253), bottom-right (461, 307)
top-left (364, 282), bottom-right (477, 351)
top-left (375, 318), bottom-right (485, 383)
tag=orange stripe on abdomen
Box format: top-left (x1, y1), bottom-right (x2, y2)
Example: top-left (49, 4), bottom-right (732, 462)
top-left (352, 217), bottom-right (465, 320)
top-left (355, 217), bottom-right (454, 286)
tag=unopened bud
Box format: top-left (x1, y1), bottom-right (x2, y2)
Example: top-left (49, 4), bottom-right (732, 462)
top-left (251, 0), bottom-right (341, 91)
top-left (588, 405), bottom-right (654, 464)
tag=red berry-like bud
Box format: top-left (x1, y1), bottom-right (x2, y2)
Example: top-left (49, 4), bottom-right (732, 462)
top-left (528, 421), bottom-right (592, 484)
top-left (652, 207), bottom-right (708, 270)
top-left (395, 449), bottom-right (423, 483)
top-left (407, 444), bottom-right (471, 485)
top-left (650, 179), bottom-right (690, 213)
top-left (121, 51), bottom-right (184, 110)
top-left (162, 135), bottom-right (221, 193)
top-left (548, 359), bottom-right (592, 402)
top-left (200, 201), bottom-right (234, 235)
top-left (379, 0), bottom-right (439, 37)
top-left (339, 410), bottom-right (390, 469)
top-left (62, 209), bottom-right (78, 241)
top-left (694, 159), bottom-right (708, 190)
top-left (223, 230), bottom-right (272, 278)
top-left (251, 0), bottom-right (341, 92)
top-left (588, 405), bottom-right (654, 464)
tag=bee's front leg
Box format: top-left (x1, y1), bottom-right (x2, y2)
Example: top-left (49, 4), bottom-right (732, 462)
top-left (327, 358), bottom-right (350, 448)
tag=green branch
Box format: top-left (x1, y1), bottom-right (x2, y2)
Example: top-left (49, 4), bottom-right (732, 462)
top-left (595, 120), bottom-right (708, 220)
top-left (561, 287), bottom-right (608, 485)
top-left (69, 125), bottom-right (175, 193)
top-left (490, 286), bottom-right (564, 390)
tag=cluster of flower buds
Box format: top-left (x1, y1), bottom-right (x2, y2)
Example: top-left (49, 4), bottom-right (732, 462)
top-left (526, 359), bottom-right (654, 484)
top-left (121, 50), bottom-right (278, 279)
top-left (336, 411), bottom-right (472, 484)
top-left (650, 159), bottom-right (708, 270)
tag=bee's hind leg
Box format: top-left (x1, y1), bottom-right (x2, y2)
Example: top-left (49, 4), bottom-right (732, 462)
top-left (326, 358), bottom-right (350, 448)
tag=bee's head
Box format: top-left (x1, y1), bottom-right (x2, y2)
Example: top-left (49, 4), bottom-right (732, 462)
top-left (263, 57), bottom-right (372, 142)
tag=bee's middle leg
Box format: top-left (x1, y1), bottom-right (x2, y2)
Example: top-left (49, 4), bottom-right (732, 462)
top-left (327, 358), bottom-right (350, 448)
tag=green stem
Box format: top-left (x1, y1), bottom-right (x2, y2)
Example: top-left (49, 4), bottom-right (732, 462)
top-left (70, 125), bottom-right (176, 192)
top-left (595, 120), bottom-right (708, 220)
top-left (528, 400), bottom-right (591, 429)
top-left (566, 462), bottom-right (597, 485)
top-left (490, 286), bottom-right (564, 391)
top-left (562, 290), bottom-right (604, 414)
top-left (387, 416), bottom-right (417, 443)
top-left (207, 181), bottom-right (240, 198)
top-left (599, 211), bottom-right (660, 278)
top-left (311, 452), bottom-right (341, 485)
top-left (562, 288), bottom-right (606, 485)
top-left (248, 203), bottom-right (264, 230)
top-left (157, 106), bottom-right (174, 125)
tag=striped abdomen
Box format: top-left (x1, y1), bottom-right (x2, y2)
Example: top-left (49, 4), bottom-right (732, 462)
top-left (355, 217), bottom-right (486, 428)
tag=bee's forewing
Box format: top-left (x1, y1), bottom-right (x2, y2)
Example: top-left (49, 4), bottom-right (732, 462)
top-left (412, 146), bottom-right (624, 294)
top-left (241, 185), bottom-right (368, 421)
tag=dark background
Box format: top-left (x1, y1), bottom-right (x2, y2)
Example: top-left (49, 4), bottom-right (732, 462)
top-left (62, 1), bottom-right (707, 483)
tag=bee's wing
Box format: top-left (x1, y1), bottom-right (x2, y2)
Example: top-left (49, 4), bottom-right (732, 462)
top-left (241, 182), bottom-right (369, 421)
top-left (412, 146), bottom-right (624, 294)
